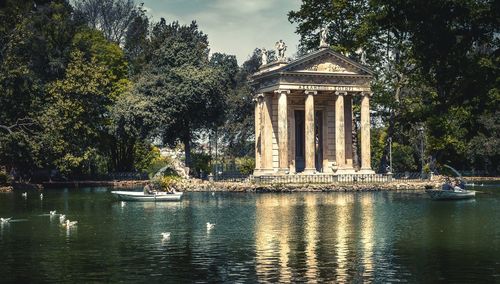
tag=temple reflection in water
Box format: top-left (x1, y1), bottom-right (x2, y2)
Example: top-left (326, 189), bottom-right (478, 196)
top-left (254, 193), bottom-right (375, 283)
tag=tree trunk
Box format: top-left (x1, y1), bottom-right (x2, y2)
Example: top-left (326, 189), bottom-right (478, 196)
top-left (379, 72), bottom-right (404, 173)
top-left (378, 110), bottom-right (395, 173)
top-left (183, 130), bottom-right (191, 170)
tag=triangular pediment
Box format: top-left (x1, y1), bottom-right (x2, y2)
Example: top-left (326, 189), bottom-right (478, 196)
top-left (281, 49), bottom-right (372, 76)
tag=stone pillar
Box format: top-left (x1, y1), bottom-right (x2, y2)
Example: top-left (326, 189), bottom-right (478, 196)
top-left (304, 90), bottom-right (317, 174)
top-left (360, 92), bottom-right (374, 174)
top-left (261, 93), bottom-right (274, 173)
top-left (335, 91), bottom-right (346, 170)
top-left (344, 94), bottom-right (353, 168)
top-left (276, 90), bottom-right (290, 173)
top-left (253, 94), bottom-right (264, 175)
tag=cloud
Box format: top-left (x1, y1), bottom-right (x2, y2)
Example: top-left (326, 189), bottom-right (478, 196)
top-left (142, 0), bottom-right (301, 64)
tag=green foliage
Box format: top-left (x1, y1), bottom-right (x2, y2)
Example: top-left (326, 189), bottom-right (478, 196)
top-left (392, 143), bottom-right (417, 172)
top-left (136, 20), bottom-right (228, 167)
top-left (190, 152), bottom-right (211, 177)
top-left (290, 0), bottom-right (499, 174)
top-left (146, 156), bottom-right (175, 179)
top-left (0, 168), bottom-right (10, 185)
top-left (133, 144), bottom-right (160, 172)
top-left (153, 175), bottom-right (181, 191)
top-left (235, 157), bottom-right (255, 175)
top-left (40, 49), bottom-right (116, 175)
top-left (219, 49), bottom-right (260, 157)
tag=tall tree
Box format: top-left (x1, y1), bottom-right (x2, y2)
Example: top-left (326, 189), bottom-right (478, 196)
top-left (137, 20), bottom-right (227, 168)
top-left (73, 0), bottom-right (145, 44)
top-left (219, 49), bottom-right (261, 158)
top-left (289, 0), bottom-right (499, 173)
top-left (0, 0), bottom-right (77, 175)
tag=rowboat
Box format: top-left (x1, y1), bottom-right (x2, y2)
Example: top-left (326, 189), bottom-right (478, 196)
top-left (425, 189), bottom-right (476, 200)
top-left (111, 191), bottom-right (183, 202)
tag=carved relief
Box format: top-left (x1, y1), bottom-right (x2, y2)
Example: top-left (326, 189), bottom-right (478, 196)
top-left (308, 62), bottom-right (347, 73)
top-left (290, 54), bottom-right (359, 74)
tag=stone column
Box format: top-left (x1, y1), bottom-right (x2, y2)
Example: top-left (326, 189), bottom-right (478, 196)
top-left (261, 93), bottom-right (274, 173)
top-left (335, 91), bottom-right (346, 170)
top-left (304, 90), bottom-right (317, 174)
top-left (253, 94), bottom-right (264, 175)
top-left (344, 94), bottom-right (353, 168)
top-left (360, 92), bottom-right (374, 174)
top-left (276, 89), bottom-right (290, 173)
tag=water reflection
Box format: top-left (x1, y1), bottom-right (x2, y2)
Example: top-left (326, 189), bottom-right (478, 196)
top-left (334, 194), bottom-right (352, 283)
top-left (304, 194), bottom-right (318, 282)
top-left (0, 188), bottom-right (498, 283)
top-left (360, 194), bottom-right (374, 281)
top-left (254, 193), bottom-right (380, 282)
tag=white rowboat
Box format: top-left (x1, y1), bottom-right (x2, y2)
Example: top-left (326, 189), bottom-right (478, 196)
top-left (425, 189), bottom-right (476, 200)
top-left (111, 191), bottom-right (183, 202)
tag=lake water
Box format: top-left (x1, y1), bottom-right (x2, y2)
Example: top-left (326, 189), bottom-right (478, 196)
top-left (0, 184), bottom-right (499, 283)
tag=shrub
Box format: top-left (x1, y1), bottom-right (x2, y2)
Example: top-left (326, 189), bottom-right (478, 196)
top-left (235, 157), bottom-right (255, 175)
top-left (0, 170), bottom-right (10, 185)
top-left (191, 152), bottom-right (211, 177)
top-left (146, 156), bottom-right (175, 178)
top-left (153, 175), bottom-right (181, 191)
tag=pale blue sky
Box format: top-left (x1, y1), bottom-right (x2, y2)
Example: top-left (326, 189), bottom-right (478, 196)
top-left (141, 0), bottom-right (301, 64)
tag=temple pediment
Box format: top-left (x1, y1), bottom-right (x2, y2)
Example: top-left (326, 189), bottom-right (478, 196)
top-left (281, 49), bottom-right (371, 75)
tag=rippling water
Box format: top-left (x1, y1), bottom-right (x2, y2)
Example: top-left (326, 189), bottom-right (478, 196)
top-left (0, 184), bottom-right (499, 283)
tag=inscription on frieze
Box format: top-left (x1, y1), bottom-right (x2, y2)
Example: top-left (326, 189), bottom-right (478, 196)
top-left (298, 85), bottom-right (359, 91)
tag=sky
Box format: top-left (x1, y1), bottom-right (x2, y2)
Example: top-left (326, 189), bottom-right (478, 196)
top-left (141, 0), bottom-right (302, 65)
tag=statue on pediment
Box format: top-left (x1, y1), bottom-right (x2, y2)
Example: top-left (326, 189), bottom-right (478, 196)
top-left (261, 48), bottom-right (268, 65)
top-left (320, 26), bottom-right (329, 48)
top-left (275, 40), bottom-right (287, 60)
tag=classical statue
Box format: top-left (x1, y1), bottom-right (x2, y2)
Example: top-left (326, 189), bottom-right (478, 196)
top-left (320, 26), bottom-right (328, 48)
top-left (275, 40), bottom-right (287, 60)
top-left (261, 48), bottom-right (268, 65)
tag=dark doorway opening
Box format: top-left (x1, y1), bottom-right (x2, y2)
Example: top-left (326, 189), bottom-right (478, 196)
top-left (294, 110), bottom-right (323, 173)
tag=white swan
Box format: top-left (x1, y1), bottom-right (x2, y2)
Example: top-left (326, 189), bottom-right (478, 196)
top-left (121, 201), bottom-right (126, 207)
top-left (161, 232), bottom-right (171, 240)
top-left (0, 218), bottom-right (12, 223)
top-left (40, 193), bottom-right (43, 200)
top-left (22, 192), bottom-right (27, 198)
top-left (59, 214), bottom-right (66, 223)
top-left (63, 219), bottom-right (77, 228)
top-left (50, 210), bottom-right (56, 216)
top-left (206, 222), bottom-right (215, 230)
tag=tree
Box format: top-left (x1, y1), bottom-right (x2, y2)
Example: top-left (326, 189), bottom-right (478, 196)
top-left (289, 0), bottom-right (499, 173)
top-left (40, 48), bottom-right (118, 175)
top-left (218, 49), bottom-right (261, 158)
top-left (73, 0), bottom-right (145, 44)
top-left (137, 20), bottom-right (227, 168)
top-left (0, 0), bottom-right (78, 176)
top-left (374, 0), bottom-right (498, 171)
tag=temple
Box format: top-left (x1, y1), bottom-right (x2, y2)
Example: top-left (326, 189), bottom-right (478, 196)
top-left (250, 45), bottom-right (375, 176)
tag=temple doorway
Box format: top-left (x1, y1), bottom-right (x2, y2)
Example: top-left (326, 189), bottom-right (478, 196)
top-left (295, 110), bottom-right (323, 173)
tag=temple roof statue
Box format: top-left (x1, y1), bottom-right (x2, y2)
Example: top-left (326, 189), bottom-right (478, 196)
top-left (275, 40), bottom-right (287, 61)
top-left (261, 48), bottom-right (268, 65)
top-left (320, 26), bottom-right (329, 49)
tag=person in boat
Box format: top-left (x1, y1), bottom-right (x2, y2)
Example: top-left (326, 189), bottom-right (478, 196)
top-left (453, 178), bottom-right (465, 191)
top-left (143, 183), bottom-right (154, 195)
top-left (442, 177), bottom-right (452, 191)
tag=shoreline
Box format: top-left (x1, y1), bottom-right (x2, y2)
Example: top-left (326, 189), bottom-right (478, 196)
top-left (1, 176), bottom-right (498, 193)
top-left (177, 180), bottom-right (440, 193)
